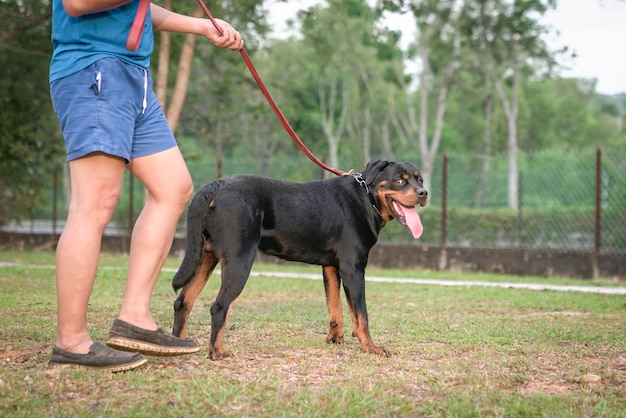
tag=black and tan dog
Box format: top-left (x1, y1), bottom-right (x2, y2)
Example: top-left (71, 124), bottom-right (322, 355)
top-left (172, 160), bottom-right (428, 359)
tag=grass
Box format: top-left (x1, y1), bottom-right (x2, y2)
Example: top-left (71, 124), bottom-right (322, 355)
top-left (0, 249), bottom-right (625, 417)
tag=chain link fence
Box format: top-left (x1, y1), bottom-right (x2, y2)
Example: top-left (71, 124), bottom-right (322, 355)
top-left (4, 148), bottom-right (625, 257)
top-left (186, 147), bottom-right (626, 255)
top-left (430, 149), bottom-right (625, 255)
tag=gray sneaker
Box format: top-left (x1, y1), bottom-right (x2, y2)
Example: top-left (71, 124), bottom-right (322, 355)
top-left (105, 318), bottom-right (200, 356)
top-left (49, 342), bottom-right (147, 372)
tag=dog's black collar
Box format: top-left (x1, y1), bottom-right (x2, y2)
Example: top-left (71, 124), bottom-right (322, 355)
top-left (352, 173), bottom-right (383, 218)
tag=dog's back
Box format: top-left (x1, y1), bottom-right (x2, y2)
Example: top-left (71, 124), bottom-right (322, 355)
top-left (172, 174), bottom-right (379, 293)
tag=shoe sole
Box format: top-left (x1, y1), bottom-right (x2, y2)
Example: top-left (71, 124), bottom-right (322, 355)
top-left (106, 336), bottom-right (201, 356)
top-left (48, 357), bottom-right (148, 373)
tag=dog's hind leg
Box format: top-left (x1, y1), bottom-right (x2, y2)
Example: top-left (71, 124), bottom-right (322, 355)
top-left (340, 269), bottom-right (391, 357)
top-left (172, 251), bottom-right (218, 339)
top-left (323, 265), bottom-right (345, 344)
top-left (208, 249), bottom-right (257, 360)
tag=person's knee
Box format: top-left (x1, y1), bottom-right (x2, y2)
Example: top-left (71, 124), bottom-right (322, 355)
top-left (100, 189), bottom-right (122, 215)
top-left (67, 187), bottom-right (121, 229)
top-left (171, 176), bottom-right (194, 214)
top-left (180, 177), bottom-right (194, 206)
top-left (148, 175), bottom-right (193, 210)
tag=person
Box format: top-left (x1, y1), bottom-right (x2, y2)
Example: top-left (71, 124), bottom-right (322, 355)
top-left (48, 0), bottom-right (244, 372)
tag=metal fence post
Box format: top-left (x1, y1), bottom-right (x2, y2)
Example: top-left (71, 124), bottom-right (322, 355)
top-left (438, 154), bottom-right (448, 271)
top-left (52, 164), bottom-right (58, 238)
top-left (592, 148), bottom-right (602, 279)
top-left (518, 172), bottom-right (523, 248)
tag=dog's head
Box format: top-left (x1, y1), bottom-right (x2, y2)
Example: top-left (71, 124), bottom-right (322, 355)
top-left (362, 160), bottom-right (428, 239)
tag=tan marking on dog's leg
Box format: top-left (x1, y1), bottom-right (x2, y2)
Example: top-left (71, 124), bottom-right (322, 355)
top-left (352, 313), bottom-right (390, 357)
top-left (344, 295), bottom-right (359, 338)
top-left (174, 251), bottom-right (217, 339)
top-left (323, 265), bottom-right (344, 344)
top-left (209, 303), bottom-right (235, 360)
top-left (343, 291), bottom-right (390, 357)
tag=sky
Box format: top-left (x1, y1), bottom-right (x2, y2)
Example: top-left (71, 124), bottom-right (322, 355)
top-left (541, 0), bottom-right (626, 95)
top-left (266, 0), bottom-right (626, 96)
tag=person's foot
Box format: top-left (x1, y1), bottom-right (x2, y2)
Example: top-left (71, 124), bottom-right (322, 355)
top-left (105, 318), bottom-right (200, 356)
top-left (49, 342), bottom-right (147, 372)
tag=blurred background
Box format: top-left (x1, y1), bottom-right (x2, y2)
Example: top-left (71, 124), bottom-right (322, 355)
top-left (1, 0), bottom-right (624, 275)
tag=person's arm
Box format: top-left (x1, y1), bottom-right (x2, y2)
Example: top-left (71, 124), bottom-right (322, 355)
top-left (62, 0), bottom-right (132, 17)
top-left (151, 4), bottom-right (243, 51)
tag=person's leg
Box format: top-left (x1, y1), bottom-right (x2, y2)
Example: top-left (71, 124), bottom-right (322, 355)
top-left (55, 153), bottom-right (126, 354)
top-left (105, 146), bottom-right (198, 355)
top-left (50, 59), bottom-right (154, 369)
top-left (117, 146), bottom-right (194, 330)
top-left (98, 66), bottom-right (198, 355)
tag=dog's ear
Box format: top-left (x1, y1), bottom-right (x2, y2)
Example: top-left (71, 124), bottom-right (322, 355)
top-left (362, 160), bottom-right (391, 184)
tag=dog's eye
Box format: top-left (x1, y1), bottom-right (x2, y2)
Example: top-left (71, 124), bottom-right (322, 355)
top-left (395, 179), bottom-right (406, 185)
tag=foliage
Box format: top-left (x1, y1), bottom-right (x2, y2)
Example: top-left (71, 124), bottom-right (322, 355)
top-left (0, 0), bottom-right (64, 225)
top-left (1, 0), bottom-right (625, 228)
top-left (519, 78), bottom-right (624, 150)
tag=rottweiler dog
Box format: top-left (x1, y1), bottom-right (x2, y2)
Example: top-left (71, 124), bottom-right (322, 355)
top-left (172, 160), bottom-right (428, 359)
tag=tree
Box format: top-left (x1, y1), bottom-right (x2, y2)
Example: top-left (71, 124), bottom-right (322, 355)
top-left (519, 78), bottom-right (624, 150)
top-left (382, 0), bottom-right (468, 192)
top-left (0, 0), bottom-right (62, 225)
top-left (383, 0), bottom-right (561, 207)
top-left (153, 0), bottom-right (268, 136)
top-left (292, 0), bottom-right (408, 172)
top-left (473, 0), bottom-right (559, 209)
top-left (298, 2), bottom-right (353, 171)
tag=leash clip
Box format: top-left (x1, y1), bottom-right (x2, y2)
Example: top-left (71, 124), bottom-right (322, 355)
top-left (352, 173), bottom-right (382, 218)
top-left (352, 172), bottom-right (369, 194)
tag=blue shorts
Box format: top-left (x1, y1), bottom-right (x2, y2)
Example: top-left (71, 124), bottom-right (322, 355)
top-left (50, 58), bottom-right (176, 163)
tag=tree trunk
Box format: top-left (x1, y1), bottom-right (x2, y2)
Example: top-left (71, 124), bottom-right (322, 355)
top-left (347, 65), bottom-right (374, 166)
top-left (418, 39), bottom-right (430, 162)
top-left (361, 105), bottom-right (372, 165)
top-left (319, 75), bottom-right (349, 173)
top-left (494, 37), bottom-right (520, 209)
top-left (475, 78), bottom-right (493, 207)
top-left (380, 109), bottom-right (394, 159)
top-left (165, 6), bottom-right (204, 134)
top-left (155, 0), bottom-right (171, 107)
top-left (417, 27), bottom-right (459, 193)
top-left (214, 116), bottom-right (224, 179)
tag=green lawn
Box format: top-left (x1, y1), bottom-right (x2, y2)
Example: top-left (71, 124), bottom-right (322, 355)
top-left (0, 250), bottom-right (625, 417)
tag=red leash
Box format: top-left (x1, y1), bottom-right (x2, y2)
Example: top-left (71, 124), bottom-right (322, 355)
top-left (195, 0), bottom-right (345, 177)
top-left (126, 0), bottom-right (151, 51)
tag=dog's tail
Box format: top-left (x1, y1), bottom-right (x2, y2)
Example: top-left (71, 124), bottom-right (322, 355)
top-left (172, 184), bottom-right (215, 293)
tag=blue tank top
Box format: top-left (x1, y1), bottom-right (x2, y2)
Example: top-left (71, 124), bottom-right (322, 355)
top-left (50, 0), bottom-right (153, 82)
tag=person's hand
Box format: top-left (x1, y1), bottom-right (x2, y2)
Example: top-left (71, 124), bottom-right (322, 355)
top-left (204, 18), bottom-right (244, 51)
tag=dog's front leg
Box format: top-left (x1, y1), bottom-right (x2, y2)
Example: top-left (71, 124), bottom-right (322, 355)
top-left (322, 266), bottom-right (344, 344)
top-left (341, 270), bottom-right (390, 357)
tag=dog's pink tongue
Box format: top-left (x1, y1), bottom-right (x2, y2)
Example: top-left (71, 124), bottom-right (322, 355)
top-left (399, 205), bottom-right (424, 239)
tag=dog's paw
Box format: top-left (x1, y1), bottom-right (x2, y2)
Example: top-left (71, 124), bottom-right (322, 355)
top-left (209, 348), bottom-right (233, 361)
top-left (378, 347), bottom-right (391, 357)
top-left (366, 345), bottom-right (391, 357)
top-left (325, 332), bottom-right (344, 345)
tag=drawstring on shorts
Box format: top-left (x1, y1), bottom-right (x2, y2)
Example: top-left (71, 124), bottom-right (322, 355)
top-left (142, 70), bottom-right (148, 114)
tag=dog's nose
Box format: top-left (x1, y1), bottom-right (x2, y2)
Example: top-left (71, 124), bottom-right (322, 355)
top-left (417, 188), bottom-right (428, 198)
